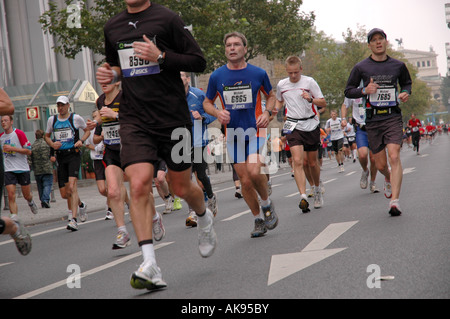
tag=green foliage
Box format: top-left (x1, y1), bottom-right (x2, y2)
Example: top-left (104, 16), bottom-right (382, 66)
top-left (39, 0), bottom-right (314, 72)
top-left (302, 26), bottom-right (431, 120)
top-left (39, 0), bottom-right (126, 61)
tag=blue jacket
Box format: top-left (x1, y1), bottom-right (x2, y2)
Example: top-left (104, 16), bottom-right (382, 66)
top-left (187, 86), bottom-right (216, 147)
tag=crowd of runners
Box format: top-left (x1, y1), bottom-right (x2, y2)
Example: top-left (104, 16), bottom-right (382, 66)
top-left (2, 0), bottom-right (448, 294)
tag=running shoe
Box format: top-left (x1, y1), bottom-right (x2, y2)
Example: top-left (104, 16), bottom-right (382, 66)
top-left (28, 200), bottom-right (38, 215)
top-left (340, 165), bottom-right (345, 173)
top-left (163, 196), bottom-right (173, 214)
top-left (130, 261), bottom-right (167, 291)
top-left (198, 209), bottom-right (217, 258)
top-left (207, 193), bottom-right (218, 217)
top-left (389, 199), bottom-right (402, 217)
top-left (320, 180), bottom-right (325, 194)
top-left (307, 189), bottom-right (314, 198)
top-left (299, 198), bottom-right (310, 213)
top-left (384, 179), bottom-right (392, 199)
top-left (112, 230), bottom-right (131, 250)
top-left (235, 190), bottom-right (243, 199)
top-left (79, 202), bottom-right (87, 222)
top-left (12, 220), bottom-right (32, 256)
top-left (172, 197), bottom-right (182, 211)
top-left (105, 208), bottom-right (114, 220)
top-left (153, 212), bottom-right (165, 242)
top-left (67, 218), bottom-right (78, 231)
top-left (314, 191), bottom-right (323, 209)
top-left (185, 209), bottom-right (198, 227)
top-left (360, 169), bottom-right (369, 189)
top-left (370, 181), bottom-right (380, 193)
top-left (251, 218), bottom-right (267, 238)
top-left (262, 201), bottom-right (278, 230)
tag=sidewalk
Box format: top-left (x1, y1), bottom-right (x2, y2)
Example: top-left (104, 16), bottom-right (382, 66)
top-left (1, 163), bottom-right (238, 226)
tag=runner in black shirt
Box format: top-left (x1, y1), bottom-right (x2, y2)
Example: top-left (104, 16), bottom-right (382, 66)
top-left (96, 0), bottom-right (216, 291)
top-left (345, 28), bottom-right (412, 217)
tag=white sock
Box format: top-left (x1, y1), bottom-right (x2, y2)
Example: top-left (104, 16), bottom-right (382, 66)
top-left (118, 225), bottom-right (127, 233)
top-left (197, 210), bottom-right (211, 229)
top-left (255, 212), bottom-right (264, 220)
top-left (260, 198), bottom-right (270, 207)
top-left (301, 194), bottom-right (308, 200)
top-left (141, 244), bottom-right (156, 265)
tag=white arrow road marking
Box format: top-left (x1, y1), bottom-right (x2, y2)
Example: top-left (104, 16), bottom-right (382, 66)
top-left (13, 242), bottom-right (174, 299)
top-left (403, 167), bottom-right (416, 175)
top-left (268, 221), bottom-right (358, 286)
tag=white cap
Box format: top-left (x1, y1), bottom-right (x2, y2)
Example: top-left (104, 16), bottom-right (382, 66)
top-left (56, 96), bottom-right (69, 104)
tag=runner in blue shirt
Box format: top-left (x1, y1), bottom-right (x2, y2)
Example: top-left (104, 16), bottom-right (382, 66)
top-left (181, 71), bottom-right (218, 226)
top-left (203, 32), bottom-right (278, 238)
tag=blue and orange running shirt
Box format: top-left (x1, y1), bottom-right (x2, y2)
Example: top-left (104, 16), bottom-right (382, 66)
top-left (205, 63), bottom-right (273, 133)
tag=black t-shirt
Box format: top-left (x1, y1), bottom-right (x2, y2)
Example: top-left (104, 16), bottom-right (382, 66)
top-left (103, 3), bottom-right (206, 129)
top-left (344, 56), bottom-right (412, 122)
top-left (95, 91), bottom-right (122, 152)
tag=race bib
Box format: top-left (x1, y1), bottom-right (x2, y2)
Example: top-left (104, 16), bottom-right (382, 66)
top-left (330, 123), bottom-right (341, 134)
top-left (369, 86), bottom-right (397, 107)
top-left (223, 84), bottom-right (253, 110)
top-left (54, 128), bottom-right (74, 143)
top-left (282, 119), bottom-right (298, 134)
top-left (348, 136), bottom-right (355, 142)
top-left (103, 123), bottom-right (120, 145)
top-left (412, 127), bottom-right (419, 132)
top-left (117, 40), bottom-right (160, 78)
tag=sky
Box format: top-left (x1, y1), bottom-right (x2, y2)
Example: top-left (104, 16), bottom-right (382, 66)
top-left (301, 0), bottom-right (450, 76)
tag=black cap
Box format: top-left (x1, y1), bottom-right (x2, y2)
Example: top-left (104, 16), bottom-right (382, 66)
top-left (367, 28), bottom-right (387, 43)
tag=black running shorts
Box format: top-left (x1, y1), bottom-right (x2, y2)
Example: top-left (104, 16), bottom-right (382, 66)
top-left (120, 123), bottom-right (192, 172)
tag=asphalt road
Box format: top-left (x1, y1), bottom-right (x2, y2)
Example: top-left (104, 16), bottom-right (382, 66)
top-left (1, 134), bottom-right (449, 303)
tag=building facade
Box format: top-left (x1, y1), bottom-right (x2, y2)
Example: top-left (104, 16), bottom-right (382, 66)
top-left (398, 47), bottom-right (443, 103)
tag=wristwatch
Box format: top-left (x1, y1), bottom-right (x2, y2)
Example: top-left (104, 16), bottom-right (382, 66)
top-left (265, 110), bottom-right (272, 117)
top-left (157, 52), bottom-right (165, 65)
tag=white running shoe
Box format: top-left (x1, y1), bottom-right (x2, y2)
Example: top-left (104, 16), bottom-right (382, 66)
top-left (130, 261), bottom-right (167, 290)
top-left (105, 209), bottom-right (114, 220)
top-left (360, 170), bottom-right (369, 189)
top-left (67, 218), bottom-right (78, 231)
top-left (198, 209), bottom-right (217, 258)
top-left (207, 193), bottom-right (218, 217)
top-left (12, 220), bottom-right (32, 256)
top-left (370, 181), bottom-right (380, 193)
top-left (314, 190), bottom-right (323, 209)
top-left (384, 179), bottom-right (392, 199)
top-left (28, 200), bottom-right (38, 215)
top-left (153, 212), bottom-right (165, 242)
top-left (185, 208), bottom-right (198, 227)
top-left (79, 202), bottom-right (87, 222)
top-left (389, 199), bottom-right (402, 216)
top-left (112, 230), bottom-right (131, 250)
top-left (163, 196), bottom-right (173, 214)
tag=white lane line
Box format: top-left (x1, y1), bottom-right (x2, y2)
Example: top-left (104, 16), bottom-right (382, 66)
top-left (221, 210), bottom-right (251, 222)
top-left (13, 242), bottom-right (174, 299)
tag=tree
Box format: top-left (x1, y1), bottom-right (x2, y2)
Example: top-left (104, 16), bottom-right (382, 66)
top-left (39, 0), bottom-right (315, 73)
top-left (441, 76), bottom-right (450, 113)
top-left (301, 25), bottom-right (431, 121)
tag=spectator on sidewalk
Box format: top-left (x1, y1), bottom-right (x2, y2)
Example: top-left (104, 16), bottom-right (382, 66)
top-left (30, 129), bottom-right (54, 208)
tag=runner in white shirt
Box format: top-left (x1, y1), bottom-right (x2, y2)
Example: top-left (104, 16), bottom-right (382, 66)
top-left (342, 119), bottom-right (357, 162)
top-left (0, 115), bottom-right (39, 217)
top-left (275, 56), bottom-right (326, 213)
top-left (325, 110), bottom-right (345, 172)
